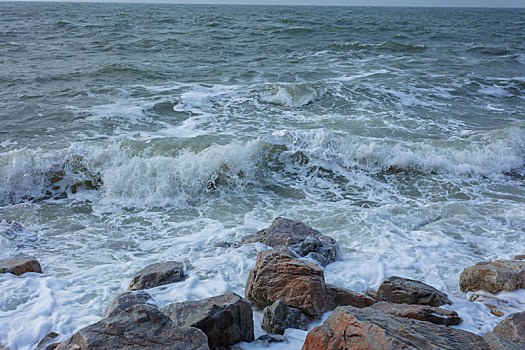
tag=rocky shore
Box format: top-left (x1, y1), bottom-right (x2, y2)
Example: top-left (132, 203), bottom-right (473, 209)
top-left (1, 217), bottom-right (524, 349)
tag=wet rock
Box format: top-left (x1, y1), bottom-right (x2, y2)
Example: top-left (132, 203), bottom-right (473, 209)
top-left (515, 255), bottom-right (525, 261)
top-left (104, 290), bottom-right (154, 318)
top-left (487, 311), bottom-right (525, 347)
top-left (302, 305), bottom-right (488, 350)
top-left (161, 293), bottom-right (254, 349)
top-left (240, 217), bottom-right (341, 266)
top-left (35, 332), bottom-right (60, 350)
top-left (375, 276), bottom-right (452, 307)
top-left (261, 300), bottom-right (312, 335)
top-left (55, 304), bottom-right (209, 350)
top-left (326, 284), bottom-right (376, 309)
top-left (256, 334), bottom-right (288, 345)
top-left (0, 257), bottom-right (42, 276)
top-left (245, 248), bottom-right (329, 318)
top-left (371, 302), bottom-right (462, 326)
top-left (460, 260), bottom-right (525, 294)
top-left (127, 261), bottom-right (185, 291)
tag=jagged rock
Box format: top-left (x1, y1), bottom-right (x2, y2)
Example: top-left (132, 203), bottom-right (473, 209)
top-left (35, 332), bottom-right (60, 350)
top-left (375, 276), bottom-right (451, 307)
top-left (127, 261), bottom-right (185, 291)
top-left (326, 284), bottom-right (376, 309)
top-left (0, 257), bottom-right (42, 276)
top-left (484, 311), bottom-right (525, 349)
top-left (55, 304), bottom-right (209, 350)
top-left (161, 293), bottom-right (254, 349)
top-left (261, 300), bottom-right (312, 335)
top-left (371, 302), bottom-right (462, 326)
top-left (302, 305), bottom-right (488, 350)
top-left (460, 261), bottom-right (525, 294)
top-left (245, 248), bottom-right (329, 318)
top-left (104, 290), bottom-right (154, 318)
top-left (256, 334), bottom-right (288, 344)
top-left (240, 217), bottom-right (341, 266)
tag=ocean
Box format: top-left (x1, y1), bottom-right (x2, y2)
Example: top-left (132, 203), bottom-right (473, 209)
top-left (0, 2), bottom-right (524, 349)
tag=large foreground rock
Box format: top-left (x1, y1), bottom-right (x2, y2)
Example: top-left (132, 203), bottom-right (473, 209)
top-left (161, 293), bottom-right (254, 349)
top-left (128, 261), bottom-right (185, 291)
top-left (326, 284), bottom-right (376, 309)
top-left (484, 311), bottom-right (525, 350)
top-left (460, 260), bottom-right (525, 294)
top-left (375, 276), bottom-right (451, 307)
top-left (371, 302), bottom-right (462, 326)
top-left (0, 257), bottom-right (42, 276)
top-left (245, 248), bottom-right (329, 318)
top-left (302, 305), bottom-right (488, 350)
top-left (104, 290), bottom-right (154, 318)
top-left (240, 217), bottom-right (341, 266)
top-left (261, 300), bottom-right (312, 335)
top-left (56, 304), bottom-right (209, 350)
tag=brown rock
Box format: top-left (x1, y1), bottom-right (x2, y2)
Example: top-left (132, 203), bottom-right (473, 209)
top-left (104, 290), bottom-right (154, 318)
top-left (492, 311), bottom-right (525, 344)
top-left (128, 261), bottom-right (185, 291)
top-left (375, 276), bottom-right (452, 307)
top-left (302, 305), bottom-right (488, 350)
top-left (326, 284), bottom-right (376, 309)
top-left (245, 248), bottom-right (329, 318)
top-left (371, 302), bottom-right (462, 326)
top-left (161, 293), bottom-right (254, 349)
top-left (240, 217), bottom-right (341, 266)
top-left (460, 261), bottom-right (525, 293)
top-left (55, 304), bottom-right (209, 350)
top-left (514, 255), bottom-right (525, 261)
top-left (35, 332), bottom-right (60, 350)
top-left (0, 257), bottom-right (42, 276)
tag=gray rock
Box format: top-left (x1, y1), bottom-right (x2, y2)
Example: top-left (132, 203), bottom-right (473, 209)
top-left (515, 255), bottom-right (525, 261)
top-left (460, 260), bottom-right (525, 294)
top-left (371, 302), bottom-right (462, 326)
top-left (128, 261), bottom-right (185, 291)
top-left (488, 311), bottom-right (525, 347)
top-left (161, 293), bottom-right (254, 349)
top-left (35, 332), bottom-right (60, 350)
top-left (256, 334), bottom-right (288, 344)
top-left (0, 257), bottom-right (42, 276)
top-left (104, 290), bottom-right (154, 318)
top-left (303, 305), bottom-right (488, 350)
top-left (55, 304), bottom-right (209, 350)
top-left (326, 284), bottom-right (376, 309)
top-left (375, 276), bottom-right (452, 307)
top-left (261, 300), bottom-right (312, 335)
top-left (240, 217), bottom-right (341, 266)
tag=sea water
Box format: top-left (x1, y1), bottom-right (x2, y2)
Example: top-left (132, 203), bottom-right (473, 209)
top-left (0, 3), bottom-right (524, 349)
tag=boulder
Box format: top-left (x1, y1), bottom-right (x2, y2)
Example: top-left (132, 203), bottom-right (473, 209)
top-left (460, 261), bottom-right (525, 294)
top-left (104, 290), bottom-right (154, 318)
top-left (484, 311), bottom-right (525, 349)
top-left (0, 257), bottom-right (42, 276)
top-left (371, 302), bottom-right (462, 326)
top-left (261, 300), bottom-right (312, 335)
top-left (161, 293), bottom-right (254, 349)
top-left (240, 217), bottom-right (341, 266)
top-left (55, 304), bottom-right (209, 350)
top-left (326, 284), bottom-right (376, 309)
top-left (35, 332), bottom-right (60, 350)
top-left (128, 261), bottom-right (185, 291)
top-left (256, 334), bottom-right (288, 345)
top-left (245, 248), bottom-right (329, 318)
top-left (302, 305), bottom-right (489, 350)
top-left (375, 276), bottom-right (451, 307)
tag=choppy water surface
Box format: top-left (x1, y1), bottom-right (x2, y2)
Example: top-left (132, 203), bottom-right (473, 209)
top-left (0, 3), bottom-right (524, 349)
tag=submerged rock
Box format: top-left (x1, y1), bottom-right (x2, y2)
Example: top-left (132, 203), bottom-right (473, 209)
top-left (240, 217), bottom-right (341, 266)
top-left (104, 290), bottom-right (154, 318)
top-left (55, 304), bottom-right (209, 350)
top-left (302, 305), bottom-right (488, 350)
top-left (35, 332), bottom-right (60, 350)
top-left (261, 300), bottom-right (312, 335)
top-left (460, 260), bottom-right (525, 294)
top-left (245, 248), bottom-right (329, 318)
top-left (375, 276), bottom-right (452, 307)
top-left (0, 257), bottom-right (42, 276)
top-left (483, 311), bottom-right (525, 349)
top-left (371, 302), bottom-right (462, 326)
top-left (161, 293), bottom-right (254, 349)
top-left (127, 261), bottom-right (185, 291)
top-left (256, 334), bottom-right (288, 345)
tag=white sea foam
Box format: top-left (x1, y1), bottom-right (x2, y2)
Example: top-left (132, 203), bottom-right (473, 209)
top-left (261, 84), bottom-right (322, 108)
